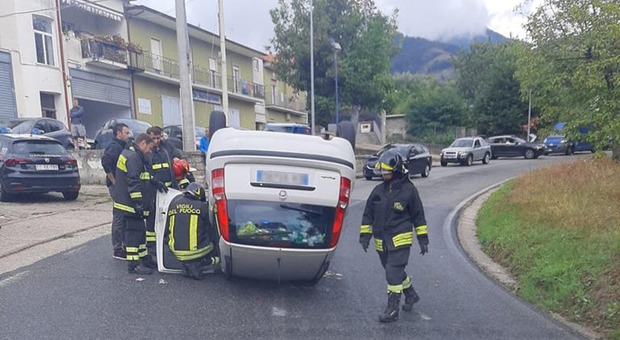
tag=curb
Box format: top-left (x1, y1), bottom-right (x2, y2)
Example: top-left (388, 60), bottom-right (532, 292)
top-left (455, 181), bottom-right (602, 340)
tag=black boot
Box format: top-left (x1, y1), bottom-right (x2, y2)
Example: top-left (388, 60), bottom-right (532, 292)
top-left (128, 261), bottom-right (153, 275)
top-left (402, 286), bottom-right (420, 311)
top-left (141, 255), bottom-right (158, 269)
top-left (379, 292), bottom-right (401, 323)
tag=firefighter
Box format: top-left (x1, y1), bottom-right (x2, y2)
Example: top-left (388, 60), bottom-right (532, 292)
top-left (360, 149), bottom-right (429, 323)
top-left (145, 126), bottom-right (178, 256)
top-left (101, 122), bottom-right (130, 260)
top-left (111, 133), bottom-right (168, 275)
top-left (165, 182), bottom-right (219, 280)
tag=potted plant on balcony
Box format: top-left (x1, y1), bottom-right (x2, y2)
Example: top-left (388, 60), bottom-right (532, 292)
top-left (127, 41), bottom-right (143, 53)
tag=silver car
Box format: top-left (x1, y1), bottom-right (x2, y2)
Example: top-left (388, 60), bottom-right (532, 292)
top-left (440, 137), bottom-right (492, 166)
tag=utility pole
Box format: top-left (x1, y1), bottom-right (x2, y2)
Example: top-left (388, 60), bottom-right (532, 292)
top-left (309, 0), bottom-right (315, 135)
top-left (527, 89), bottom-right (532, 141)
top-left (218, 0), bottom-right (229, 119)
top-left (175, 0), bottom-right (196, 151)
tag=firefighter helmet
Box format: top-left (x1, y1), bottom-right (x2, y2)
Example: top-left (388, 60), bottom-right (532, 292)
top-left (375, 149), bottom-right (405, 175)
top-left (184, 182), bottom-right (206, 202)
top-left (172, 159), bottom-right (190, 180)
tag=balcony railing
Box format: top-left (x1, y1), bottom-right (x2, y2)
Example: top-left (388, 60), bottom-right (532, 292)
top-left (81, 38), bottom-right (128, 64)
top-left (228, 77), bottom-right (265, 99)
top-left (192, 65), bottom-right (222, 89)
top-left (265, 89), bottom-right (307, 112)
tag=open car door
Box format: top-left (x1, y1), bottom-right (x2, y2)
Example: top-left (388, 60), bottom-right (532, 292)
top-left (155, 189), bottom-right (183, 274)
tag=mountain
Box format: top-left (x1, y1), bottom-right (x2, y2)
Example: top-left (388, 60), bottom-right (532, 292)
top-left (390, 29), bottom-right (509, 78)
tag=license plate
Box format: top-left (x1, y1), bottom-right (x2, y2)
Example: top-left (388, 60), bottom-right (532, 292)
top-left (444, 154), bottom-right (456, 159)
top-left (35, 164), bottom-right (59, 171)
top-left (256, 170), bottom-right (309, 186)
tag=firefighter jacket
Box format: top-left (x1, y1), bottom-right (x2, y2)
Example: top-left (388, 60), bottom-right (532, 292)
top-left (360, 175), bottom-right (428, 252)
top-left (110, 144), bottom-right (153, 217)
top-left (166, 195), bottom-right (217, 262)
top-left (101, 138), bottom-right (126, 187)
top-left (149, 145), bottom-right (177, 189)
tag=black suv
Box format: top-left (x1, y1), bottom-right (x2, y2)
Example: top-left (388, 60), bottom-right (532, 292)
top-left (0, 134), bottom-right (81, 201)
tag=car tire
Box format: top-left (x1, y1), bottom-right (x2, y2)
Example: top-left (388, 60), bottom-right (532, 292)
top-left (440, 160), bottom-right (447, 167)
top-left (62, 191), bottom-right (79, 201)
top-left (336, 121), bottom-right (356, 152)
top-left (524, 149), bottom-right (535, 159)
top-left (209, 110), bottom-right (227, 139)
top-left (482, 153), bottom-right (490, 164)
top-left (463, 154), bottom-right (473, 166)
top-left (0, 181), bottom-right (12, 202)
top-left (421, 163), bottom-right (430, 178)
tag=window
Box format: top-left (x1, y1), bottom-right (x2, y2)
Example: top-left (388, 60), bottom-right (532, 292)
top-left (33, 16), bottom-right (55, 65)
top-left (232, 65), bottom-right (240, 93)
top-left (270, 79), bottom-right (277, 104)
top-left (209, 57), bottom-right (218, 87)
top-left (474, 139), bottom-right (481, 148)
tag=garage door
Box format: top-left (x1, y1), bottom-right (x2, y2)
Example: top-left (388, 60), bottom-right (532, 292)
top-left (69, 68), bottom-right (130, 107)
top-left (0, 52), bottom-right (17, 120)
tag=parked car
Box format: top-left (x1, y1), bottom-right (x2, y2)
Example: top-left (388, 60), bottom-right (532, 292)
top-left (264, 123), bottom-right (312, 135)
top-left (0, 118), bottom-right (74, 150)
top-left (364, 143), bottom-right (432, 180)
top-left (0, 134), bottom-right (81, 201)
top-left (94, 118), bottom-right (152, 149)
top-left (162, 125), bottom-right (205, 150)
top-left (486, 135), bottom-right (546, 159)
top-left (543, 135), bottom-right (574, 155)
top-left (440, 137), bottom-right (492, 166)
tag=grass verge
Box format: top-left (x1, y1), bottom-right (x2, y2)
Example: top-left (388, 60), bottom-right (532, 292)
top-left (476, 158), bottom-right (620, 338)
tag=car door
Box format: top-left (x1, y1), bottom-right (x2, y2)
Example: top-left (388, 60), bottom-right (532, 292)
top-left (473, 138), bottom-right (483, 160)
top-left (406, 146), bottom-right (421, 174)
top-left (488, 137), bottom-right (503, 157)
top-left (504, 137), bottom-right (519, 157)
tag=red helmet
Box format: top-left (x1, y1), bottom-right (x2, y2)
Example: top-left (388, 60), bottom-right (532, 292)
top-left (172, 159), bottom-right (190, 180)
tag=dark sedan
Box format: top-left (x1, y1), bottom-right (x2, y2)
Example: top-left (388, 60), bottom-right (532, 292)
top-left (364, 143), bottom-right (432, 180)
top-left (0, 118), bottom-right (74, 150)
top-left (487, 135), bottom-right (546, 159)
top-left (543, 135), bottom-right (574, 155)
top-left (0, 134), bottom-right (81, 201)
top-left (94, 118), bottom-right (151, 149)
top-left (162, 125), bottom-right (205, 150)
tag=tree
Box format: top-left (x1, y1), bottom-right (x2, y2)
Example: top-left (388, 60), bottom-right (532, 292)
top-left (454, 41), bottom-right (533, 136)
top-left (515, 0), bottom-right (620, 156)
top-left (269, 0), bottom-right (399, 128)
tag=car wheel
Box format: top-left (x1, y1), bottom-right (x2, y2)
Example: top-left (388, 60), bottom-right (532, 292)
top-left (336, 121), bottom-right (356, 152)
top-left (421, 163), bottom-right (430, 178)
top-left (482, 153), bottom-right (490, 164)
top-left (463, 154), bottom-right (473, 166)
top-left (0, 181), bottom-right (12, 202)
top-left (62, 191), bottom-right (79, 201)
top-left (524, 149), bottom-right (536, 159)
top-left (209, 110), bottom-right (227, 139)
top-left (440, 161), bottom-right (447, 167)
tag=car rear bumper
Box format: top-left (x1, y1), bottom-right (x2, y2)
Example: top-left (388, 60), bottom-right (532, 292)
top-left (2, 172), bottom-right (81, 194)
top-left (544, 145), bottom-right (567, 154)
top-left (220, 239), bottom-right (335, 282)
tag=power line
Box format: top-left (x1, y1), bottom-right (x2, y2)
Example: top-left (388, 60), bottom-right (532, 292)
top-left (0, 0), bottom-right (114, 19)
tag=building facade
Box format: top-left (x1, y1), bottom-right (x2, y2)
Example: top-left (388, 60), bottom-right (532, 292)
top-left (0, 0), bottom-right (306, 136)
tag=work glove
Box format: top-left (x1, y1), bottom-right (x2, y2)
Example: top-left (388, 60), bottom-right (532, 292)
top-left (419, 243), bottom-right (429, 256)
top-left (359, 235), bottom-right (371, 253)
top-left (134, 204), bottom-right (145, 219)
top-left (151, 180), bottom-right (169, 193)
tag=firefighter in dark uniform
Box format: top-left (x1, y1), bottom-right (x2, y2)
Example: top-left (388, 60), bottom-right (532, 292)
top-left (111, 133), bottom-right (167, 275)
top-left (360, 149), bottom-right (429, 323)
top-left (145, 126), bottom-right (178, 255)
top-left (165, 182), bottom-right (219, 280)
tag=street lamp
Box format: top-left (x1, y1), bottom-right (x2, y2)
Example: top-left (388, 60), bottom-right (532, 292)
top-left (331, 39), bottom-right (341, 124)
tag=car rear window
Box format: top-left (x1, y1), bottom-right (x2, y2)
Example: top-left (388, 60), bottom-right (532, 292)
top-left (228, 200), bottom-right (336, 249)
top-left (546, 137), bottom-right (563, 143)
top-left (11, 140), bottom-right (68, 155)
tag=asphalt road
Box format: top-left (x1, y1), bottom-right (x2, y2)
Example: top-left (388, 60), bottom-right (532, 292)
top-left (0, 155), bottom-right (590, 339)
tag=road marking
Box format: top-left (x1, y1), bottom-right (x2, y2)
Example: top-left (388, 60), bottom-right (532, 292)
top-left (272, 307), bottom-right (287, 317)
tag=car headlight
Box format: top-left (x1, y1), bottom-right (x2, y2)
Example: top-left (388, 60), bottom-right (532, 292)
top-left (458, 151), bottom-right (467, 157)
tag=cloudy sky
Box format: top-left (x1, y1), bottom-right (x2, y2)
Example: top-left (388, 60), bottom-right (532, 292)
top-left (135, 0), bottom-right (538, 51)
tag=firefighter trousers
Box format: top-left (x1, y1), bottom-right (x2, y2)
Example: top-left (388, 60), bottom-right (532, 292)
top-left (378, 246), bottom-right (410, 293)
top-left (108, 187), bottom-right (125, 252)
top-left (124, 215), bottom-right (148, 262)
top-left (145, 200), bottom-right (157, 255)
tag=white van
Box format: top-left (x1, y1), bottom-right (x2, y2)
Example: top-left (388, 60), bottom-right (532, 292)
top-left (205, 128), bottom-right (356, 284)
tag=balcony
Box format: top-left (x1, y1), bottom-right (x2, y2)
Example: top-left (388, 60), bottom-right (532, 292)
top-left (192, 65), bottom-right (222, 90)
top-left (265, 89), bottom-right (307, 114)
top-left (228, 77), bottom-right (265, 100)
top-left (81, 38), bottom-right (129, 70)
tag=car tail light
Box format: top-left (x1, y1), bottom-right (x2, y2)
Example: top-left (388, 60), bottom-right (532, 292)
top-left (211, 168), bottom-right (230, 242)
top-left (4, 158), bottom-right (28, 167)
top-left (330, 177), bottom-right (351, 248)
top-left (64, 158), bottom-right (78, 168)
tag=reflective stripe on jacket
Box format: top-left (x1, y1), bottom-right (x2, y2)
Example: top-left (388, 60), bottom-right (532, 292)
top-left (361, 175), bottom-right (428, 251)
top-left (165, 195), bottom-right (217, 262)
top-left (149, 146), bottom-right (177, 189)
top-left (110, 144), bottom-right (153, 217)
